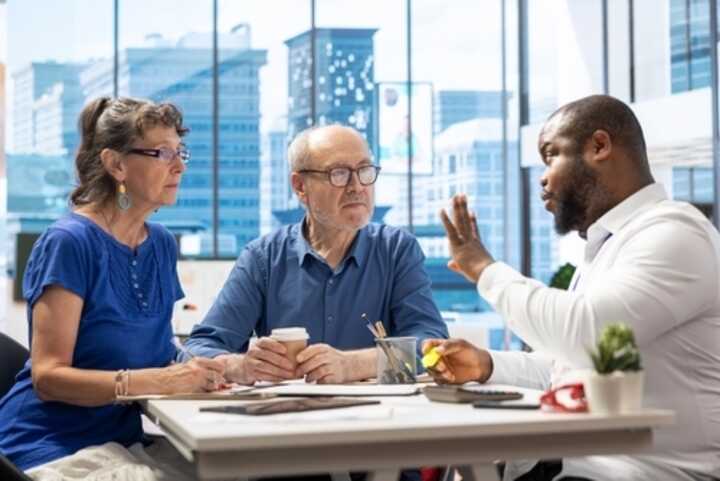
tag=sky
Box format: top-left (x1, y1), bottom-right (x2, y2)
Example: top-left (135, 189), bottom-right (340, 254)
top-left (3, 0), bottom-right (510, 150)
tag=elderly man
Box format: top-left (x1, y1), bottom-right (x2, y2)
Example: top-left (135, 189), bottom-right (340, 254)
top-left (425, 95), bottom-right (720, 481)
top-left (185, 124), bottom-right (447, 384)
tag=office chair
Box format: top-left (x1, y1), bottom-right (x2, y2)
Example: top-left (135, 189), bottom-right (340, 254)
top-left (0, 332), bottom-right (29, 399)
top-left (0, 453), bottom-right (33, 481)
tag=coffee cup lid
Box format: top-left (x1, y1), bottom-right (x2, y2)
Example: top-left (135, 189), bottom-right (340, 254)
top-left (271, 327), bottom-right (309, 341)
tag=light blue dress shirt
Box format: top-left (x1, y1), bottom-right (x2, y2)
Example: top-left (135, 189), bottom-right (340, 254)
top-left (185, 221), bottom-right (448, 358)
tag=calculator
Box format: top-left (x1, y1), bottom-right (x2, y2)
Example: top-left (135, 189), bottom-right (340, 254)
top-left (423, 385), bottom-right (524, 403)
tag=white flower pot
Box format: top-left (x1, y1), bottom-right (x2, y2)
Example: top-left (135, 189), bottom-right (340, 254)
top-left (619, 370), bottom-right (645, 412)
top-left (584, 370), bottom-right (644, 414)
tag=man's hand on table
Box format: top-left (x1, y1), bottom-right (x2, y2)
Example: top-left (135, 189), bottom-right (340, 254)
top-left (295, 343), bottom-right (352, 383)
top-left (422, 338), bottom-right (493, 384)
top-left (296, 345), bottom-right (376, 384)
top-left (218, 337), bottom-right (296, 385)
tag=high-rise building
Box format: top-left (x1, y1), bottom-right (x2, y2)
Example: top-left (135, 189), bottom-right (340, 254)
top-left (260, 120), bottom-right (289, 236)
top-left (285, 28), bottom-right (377, 151)
top-left (33, 81), bottom-right (86, 156)
top-left (80, 29), bottom-right (267, 255)
top-left (413, 118), bottom-right (509, 312)
top-left (670, 0), bottom-right (710, 93)
top-left (434, 90), bottom-right (504, 134)
top-left (11, 62), bottom-right (85, 154)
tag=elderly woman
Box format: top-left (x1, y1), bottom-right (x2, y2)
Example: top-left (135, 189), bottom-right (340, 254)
top-left (0, 97), bottom-right (224, 479)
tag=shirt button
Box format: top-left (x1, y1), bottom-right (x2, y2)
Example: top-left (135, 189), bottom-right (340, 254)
top-left (328, 279), bottom-right (334, 285)
top-left (132, 274), bottom-right (137, 279)
top-left (142, 302), bottom-right (148, 307)
top-left (133, 283), bottom-right (139, 289)
top-left (131, 260), bottom-right (137, 266)
top-left (327, 315), bottom-right (333, 322)
top-left (138, 293), bottom-right (143, 298)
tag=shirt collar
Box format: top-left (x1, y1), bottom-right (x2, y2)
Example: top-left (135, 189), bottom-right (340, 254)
top-left (293, 218), bottom-right (369, 268)
top-left (584, 182), bottom-right (667, 261)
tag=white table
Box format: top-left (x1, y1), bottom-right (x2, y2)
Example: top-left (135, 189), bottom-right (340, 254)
top-left (144, 390), bottom-right (674, 481)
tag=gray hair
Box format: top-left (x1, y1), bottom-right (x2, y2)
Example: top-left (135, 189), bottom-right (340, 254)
top-left (287, 125), bottom-right (322, 172)
top-left (70, 96), bottom-right (188, 207)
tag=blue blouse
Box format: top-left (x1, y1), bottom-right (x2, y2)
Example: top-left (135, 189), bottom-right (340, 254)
top-left (0, 213), bottom-right (184, 470)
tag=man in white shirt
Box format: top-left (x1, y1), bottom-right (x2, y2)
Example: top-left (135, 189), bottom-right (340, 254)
top-left (426, 95), bottom-right (720, 481)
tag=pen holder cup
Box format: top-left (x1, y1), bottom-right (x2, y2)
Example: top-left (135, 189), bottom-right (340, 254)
top-left (376, 337), bottom-right (417, 384)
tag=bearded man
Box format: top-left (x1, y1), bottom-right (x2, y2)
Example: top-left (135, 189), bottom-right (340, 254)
top-left (425, 95), bottom-right (720, 481)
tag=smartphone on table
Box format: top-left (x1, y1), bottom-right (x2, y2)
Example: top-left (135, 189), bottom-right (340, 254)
top-left (423, 385), bottom-right (524, 403)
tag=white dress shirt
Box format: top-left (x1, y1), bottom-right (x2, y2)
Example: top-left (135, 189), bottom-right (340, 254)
top-left (480, 183), bottom-right (720, 476)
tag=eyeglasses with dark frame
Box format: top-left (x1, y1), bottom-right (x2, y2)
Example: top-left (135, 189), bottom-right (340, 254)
top-left (127, 147), bottom-right (191, 164)
top-left (298, 165), bottom-right (381, 187)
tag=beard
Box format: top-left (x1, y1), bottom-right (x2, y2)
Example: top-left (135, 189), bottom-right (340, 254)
top-left (552, 156), bottom-right (607, 235)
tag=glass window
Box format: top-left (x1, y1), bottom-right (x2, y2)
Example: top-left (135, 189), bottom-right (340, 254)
top-left (117, 1), bottom-right (214, 256)
top-left (410, 0), bottom-right (506, 314)
top-left (218, 1), bottom-right (309, 255)
top-left (316, 0), bottom-right (407, 229)
top-left (5, 0), bottom-right (113, 290)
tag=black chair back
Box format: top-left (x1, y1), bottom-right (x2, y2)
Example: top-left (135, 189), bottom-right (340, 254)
top-left (0, 453), bottom-right (32, 481)
top-left (0, 333), bottom-right (29, 399)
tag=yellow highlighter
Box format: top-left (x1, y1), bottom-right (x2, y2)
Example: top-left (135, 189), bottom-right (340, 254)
top-left (422, 347), bottom-right (442, 369)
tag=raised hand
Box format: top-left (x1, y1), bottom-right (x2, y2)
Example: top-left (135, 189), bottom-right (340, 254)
top-left (439, 194), bottom-right (495, 283)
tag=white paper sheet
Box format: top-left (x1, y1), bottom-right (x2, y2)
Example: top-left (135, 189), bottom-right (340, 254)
top-left (234, 381), bottom-right (421, 397)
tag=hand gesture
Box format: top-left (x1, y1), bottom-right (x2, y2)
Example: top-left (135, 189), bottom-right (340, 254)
top-left (439, 194), bottom-right (495, 283)
top-left (296, 343), bottom-right (350, 384)
top-left (165, 357), bottom-right (227, 393)
top-left (422, 338), bottom-right (493, 384)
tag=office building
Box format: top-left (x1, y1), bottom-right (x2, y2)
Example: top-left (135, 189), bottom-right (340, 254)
top-left (33, 81), bottom-right (85, 156)
top-left (434, 90), bottom-right (504, 134)
top-left (260, 122), bottom-right (290, 235)
top-left (11, 62), bottom-right (86, 154)
top-left (670, 0), bottom-right (710, 93)
top-left (285, 28), bottom-right (377, 152)
top-left (80, 28), bottom-right (267, 254)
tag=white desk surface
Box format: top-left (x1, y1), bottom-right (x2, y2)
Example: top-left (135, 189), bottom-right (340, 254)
top-left (144, 386), bottom-right (674, 481)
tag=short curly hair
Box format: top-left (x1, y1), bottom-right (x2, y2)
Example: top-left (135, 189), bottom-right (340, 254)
top-left (549, 94), bottom-right (648, 166)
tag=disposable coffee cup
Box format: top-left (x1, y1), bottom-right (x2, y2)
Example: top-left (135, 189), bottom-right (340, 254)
top-left (270, 327), bottom-right (309, 366)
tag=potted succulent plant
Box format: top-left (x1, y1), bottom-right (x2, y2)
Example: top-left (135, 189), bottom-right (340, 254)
top-left (585, 323), bottom-right (644, 414)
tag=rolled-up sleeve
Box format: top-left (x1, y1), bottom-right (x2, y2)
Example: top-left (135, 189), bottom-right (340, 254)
top-left (184, 246), bottom-right (266, 359)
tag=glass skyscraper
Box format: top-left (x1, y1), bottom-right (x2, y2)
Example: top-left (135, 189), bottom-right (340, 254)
top-left (11, 29), bottom-right (267, 256)
top-left (285, 28), bottom-right (377, 153)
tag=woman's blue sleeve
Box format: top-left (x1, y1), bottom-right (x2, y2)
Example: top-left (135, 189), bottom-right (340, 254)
top-left (22, 228), bottom-right (88, 307)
